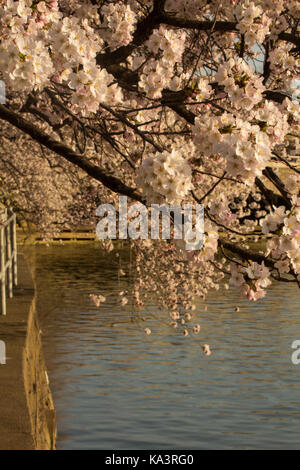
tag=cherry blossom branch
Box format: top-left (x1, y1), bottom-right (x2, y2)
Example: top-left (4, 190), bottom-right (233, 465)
top-left (193, 169), bottom-right (246, 185)
top-left (99, 103), bottom-right (164, 152)
top-left (96, 4), bottom-right (299, 73)
top-left (45, 88), bottom-right (137, 169)
top-left (220, 239), bottom-right (299, 286)
top-left (192, 171), bottom-right (227, 204)
top-left (158, 15), bottom-right (300, 50)
top-left (0, 104), bottom-right (143, 202)
top-left (204, 209), bottom-right (254, 237)
top-left (219, 238), bottom-right (275, 269)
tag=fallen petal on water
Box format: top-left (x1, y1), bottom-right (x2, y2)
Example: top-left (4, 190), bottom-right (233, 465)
top-left (202, 344), bottom-right (211, 356)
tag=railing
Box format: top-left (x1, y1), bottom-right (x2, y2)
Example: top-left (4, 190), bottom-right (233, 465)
top-left (0, 209), bottom-right (17, 316)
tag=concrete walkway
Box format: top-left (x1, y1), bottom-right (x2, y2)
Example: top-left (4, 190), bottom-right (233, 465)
top-left (0, 254), bottom-right (35, 449)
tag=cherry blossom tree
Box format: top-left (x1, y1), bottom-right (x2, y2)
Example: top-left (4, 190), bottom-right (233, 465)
top-left (0, 0), bottom-right (299, 345)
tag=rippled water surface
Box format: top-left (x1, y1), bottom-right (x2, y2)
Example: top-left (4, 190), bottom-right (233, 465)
top-left (28, 244), bottom-right (300, 449)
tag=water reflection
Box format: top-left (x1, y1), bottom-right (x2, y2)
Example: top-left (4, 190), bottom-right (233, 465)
top-left (24, 244), bottom-right (300, 450)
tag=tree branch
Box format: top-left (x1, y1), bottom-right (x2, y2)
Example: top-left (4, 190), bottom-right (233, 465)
top-left (219, 238), bottom-right (275, 269)
top-left (0, 104), bottom-right (143, 203)
top-left (96, 0), bottom-right (166, 68)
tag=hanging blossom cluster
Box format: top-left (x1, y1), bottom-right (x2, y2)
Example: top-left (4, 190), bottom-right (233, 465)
top-left (139, 26), bottom-right (187, 98)
top-left (263, 197), bottom-right (300, 277)
top-left (215, 58), bottom-right (265, 111)
top-left (194, 223), bottom-right (219, 262)
top-left (135, 149), bottom-right (194, 204)
top-left (132, 235), bottom-right (222, 343)
top-left (100, 2), bottom-right (137, 51)
top-left (230, 261), bottom-right (272, 301)
top-left (229, 195), bottom-right (300, 301)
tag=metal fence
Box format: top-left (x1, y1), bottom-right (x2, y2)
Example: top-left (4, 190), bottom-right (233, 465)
top-left (0, 209), bottom-right (17, 316)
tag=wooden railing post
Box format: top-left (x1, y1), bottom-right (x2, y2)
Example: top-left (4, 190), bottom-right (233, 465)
top-left (12, 213), bottom-right (17, 287)
top-left (0, 209), bottom-right (17, 315)
top-left (6, 221), bottom-right (13, 299)
top-left (0, 227), bottom-right (6, 316)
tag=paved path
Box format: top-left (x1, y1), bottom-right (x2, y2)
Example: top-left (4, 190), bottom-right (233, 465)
top-left (0, 255), bottom-right (35, 450)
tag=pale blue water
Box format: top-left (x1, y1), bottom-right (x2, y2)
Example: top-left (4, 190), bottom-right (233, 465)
top-left (30, 244), bottom-right (300, 450)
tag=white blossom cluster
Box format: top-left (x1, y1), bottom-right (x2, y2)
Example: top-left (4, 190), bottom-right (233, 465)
top-left (235, 1), bottom-right (271, 47)
top-left (193, 78), bottom-right (213, 102)
top-left (252, 101), bottom-right (289, 144)
top-left (269, 43), bottom-right (298, 76)
top-left (284, 174), bottom-right (300, 195)
top-left (265, 196), bottom-right (300, 276)
top-left (284, 98), bottom-right (300, 131)
top-left (208, 195), bottom-right (236, 224)
top-left (146, 25), bottom-right (186, 63)
top-left (100, 2), bottom-right (136, 51)
top-left (0, 1), bottom-right (123, 114)
top-left (230, 261), bottom-right (271, 301)
top-left (139, 26), bottom-right (187, 98)
top-left (193, 113), bottom-right (272, 182)
top-left (285, 1), bottom-right (300, 19)
top-left (135, 150), bottom-right (194, 204)
top-left (51, 17), bottom-right (123, 113)
top-left (0, 0), bottom-right (57, 91)
top-left (261, 0), bottom-right (288, 39)
top-left (260, 205), bottom-right (286, 235)
top-left (215, 58), bottom-right (265, 111)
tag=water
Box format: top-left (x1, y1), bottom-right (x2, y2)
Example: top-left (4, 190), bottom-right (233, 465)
top-left (28, 244), bottom-right (300, 450)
